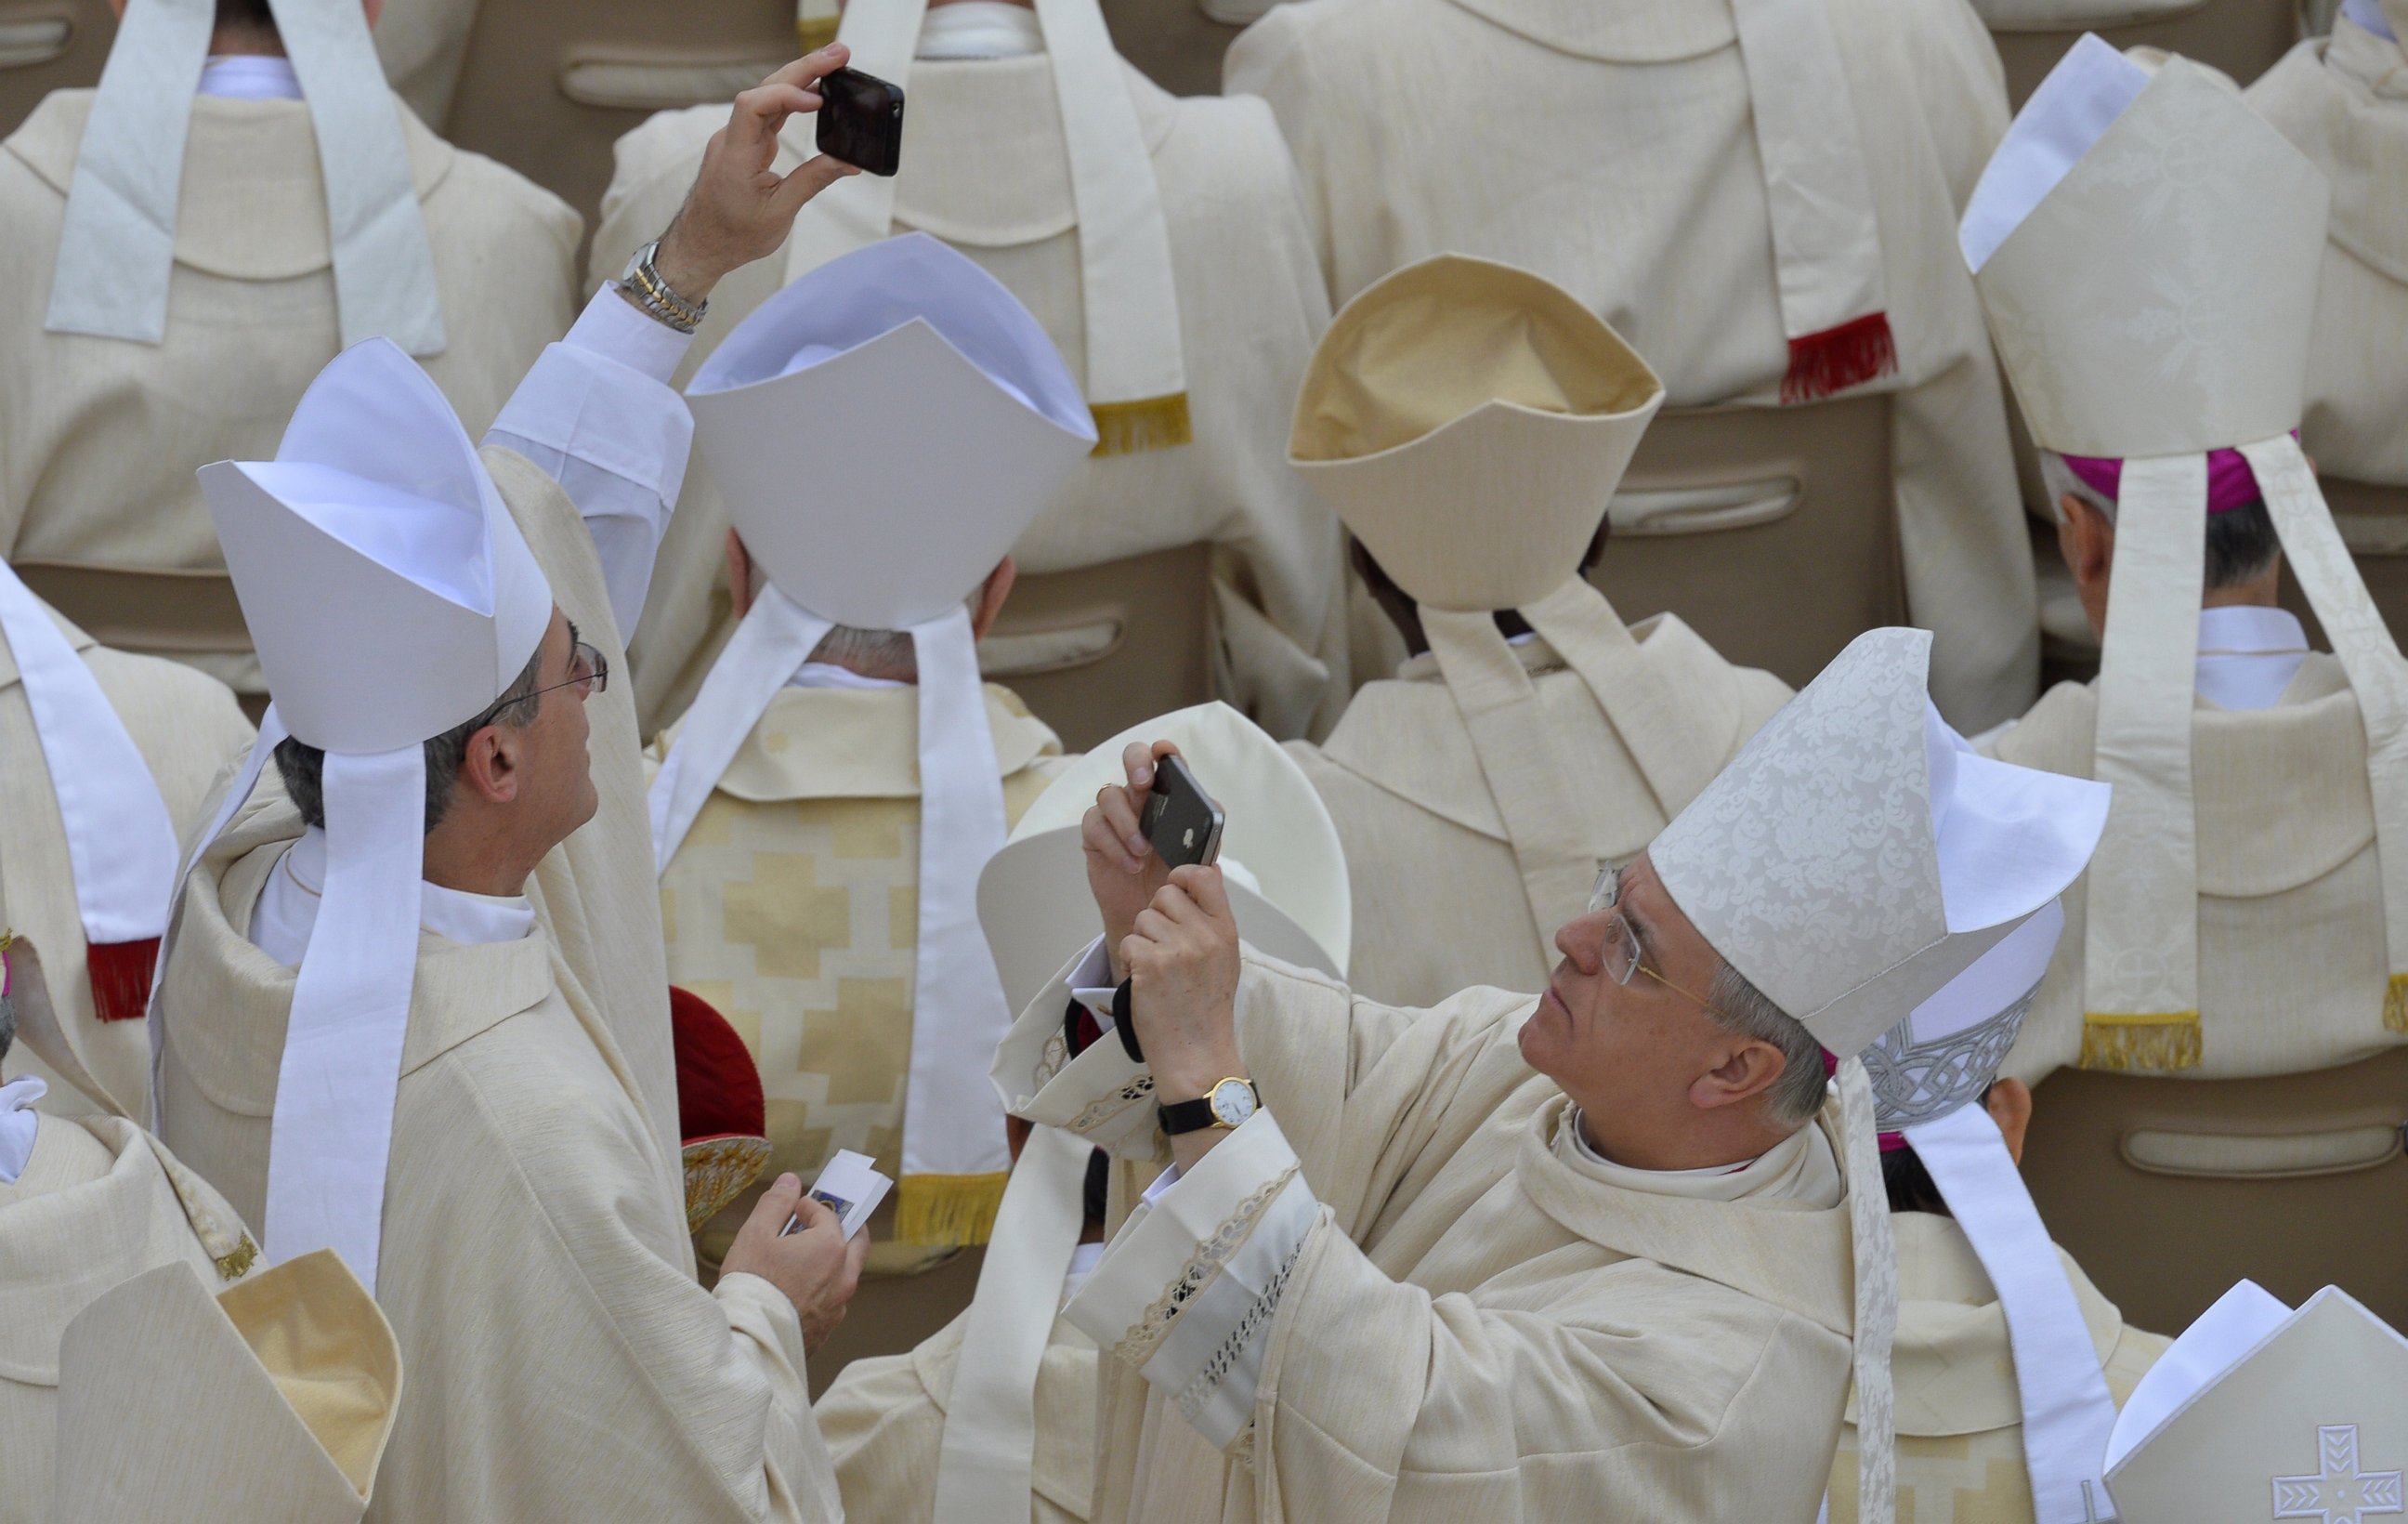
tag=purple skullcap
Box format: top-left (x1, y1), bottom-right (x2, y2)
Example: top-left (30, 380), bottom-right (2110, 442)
top-left (2060, 430), bottom-right (2297, 515)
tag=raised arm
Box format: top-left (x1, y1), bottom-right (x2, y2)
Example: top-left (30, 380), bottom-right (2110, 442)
top-left (485, 47), bottom-right (863, 641)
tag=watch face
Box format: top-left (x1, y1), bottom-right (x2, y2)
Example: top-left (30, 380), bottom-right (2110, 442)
top-left (1209, 1079), bottom-right (1257, 1129)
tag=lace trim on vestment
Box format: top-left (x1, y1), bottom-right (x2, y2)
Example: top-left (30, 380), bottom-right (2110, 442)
top-left (1112, 1163), bottom-right (1299, 1369)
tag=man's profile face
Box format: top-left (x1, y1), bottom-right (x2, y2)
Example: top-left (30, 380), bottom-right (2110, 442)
top-left (517, 608), bottom-right (600, 844)
top-left (1517, 853), bottom-right (1739, 1136)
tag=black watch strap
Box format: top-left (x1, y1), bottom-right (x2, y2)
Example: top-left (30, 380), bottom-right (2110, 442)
top-left (1113, 978), bottom-right (1145, 1063)
top-left (1158, 1093), bottom-right (1220, 1136)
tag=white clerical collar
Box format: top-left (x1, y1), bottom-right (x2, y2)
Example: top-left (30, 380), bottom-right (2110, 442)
top-left (198, 54), bottom-right (303, 100)
top-left (785, 660), bottom-right (911, 692)
top-left (1558, 1105), bottom-right (1838, 1205)
top-left (253, 826), bottom-right (536, 968)
top-left (0, 1074), bottom-right (47, 1184)
top-left (2196, 605), bottom-right (2309, 713)
top-left (917, 2), bottom-right (1044, 59)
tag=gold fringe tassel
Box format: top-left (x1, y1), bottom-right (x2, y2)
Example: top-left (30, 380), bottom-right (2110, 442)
top-left (2387, 975), bottom-right (2408, 1033)
top-left (1090, 392), bottom-right (1193, 457)
top-left (895, 1170), bottom-right (1010, 1248)
top-left (795, 15), bottom-right (840, 49)
top-left (2080, 1013), bottom-right (2203, 1072)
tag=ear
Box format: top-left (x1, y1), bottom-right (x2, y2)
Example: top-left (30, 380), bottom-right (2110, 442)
top-left (454, 721), bottom-right (527, 809)
top-left (726, 531), bottom-right (754, 620)
top-left (1690, 1037), bottom-right (1789, 1113)
top-left (1985, 1078), bottom-right (2033, 1164)
top-left (2060, 494), bottom-right (2114, 583)
top-left (970, 557), bottom-right (1017, 641)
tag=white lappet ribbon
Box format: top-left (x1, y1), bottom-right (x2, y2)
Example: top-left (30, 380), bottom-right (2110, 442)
top-left (785, 0), bottom-right (1188, 452)
top-left (0, 562), bottom-right (179, 1023)
top-left (46, 0), bottom-right (443, 353)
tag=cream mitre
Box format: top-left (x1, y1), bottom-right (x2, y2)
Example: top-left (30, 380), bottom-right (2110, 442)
top-left (654, 230), bottom-right (1093, 1248)
top-left (788, 0), bottom-right (1190, 453)
top-left (45, 0), bottom-right (440, 352)
top-left (1962, 38), bottom-right (2408, 1071)
top-left (1651, 625), bottom-right (2112, 1524)
top-left (188, 338), bottom-right (554, 1295)
top-left (2099, 1281), bottom-right (2408, 1523)
top-left (955, 701), bottom-right (1349, 1524)
top-left (1863, 900), bottom-right (2127, 1524)
top-left (52, 1248), bottom-right (402, 1524)
top-left (1288, 254), bottom-right (1734, 950)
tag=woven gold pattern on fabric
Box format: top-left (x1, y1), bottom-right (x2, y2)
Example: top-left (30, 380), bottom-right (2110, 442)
top-left (1089, 392), bottom-right (1193, 456)
top-left (215, 1234), bottom-right (260, 1282)
top-left (2079, 1014), bottom-right (2203, 1071)
top-left (2385, 974), bottom-right (2408, 1033)
top-left (683, 1136), bottom-right (773, 1234)
top-left (895, 1169), bottom-right (1009, 1247)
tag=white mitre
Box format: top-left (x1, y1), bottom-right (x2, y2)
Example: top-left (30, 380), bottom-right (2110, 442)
top-left (1961, 37), bottom-right (2408, 1071)
top-left (188, 338), bottom-right (553, 1294)
top-left (950, 701), bottom-right (1349, 1524)
top-left (654, 230), bottom-right (1093, 1248)
top-left (1651, 625), bottom-right (2112, 1524)
top-left (45, 0), bottom-right (441, 353)
top-left (1864, 900), bottom-right (2127, 1524)
top-left (2100, 1281), bottom-right (2408, 1523)
top-left (788, 0), bottom-right (1189, 453)
top-left (52, 1249), bottom-right (402, 1523)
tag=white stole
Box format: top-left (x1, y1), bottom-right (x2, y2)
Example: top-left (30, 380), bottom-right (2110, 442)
top-left (46, 0), bottom-right (443, 353)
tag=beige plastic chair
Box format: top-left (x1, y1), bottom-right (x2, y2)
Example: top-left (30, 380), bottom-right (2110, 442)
top-left (976, 540), bottom-right (1213, 753)
top-left (14, 559), bottom-right (249, 663)
top-left (2020, 1046), bottom-right (2408, 1334)
top-left (0, 0), bottom-right (113, 139)
top-left (439, 0), bottom-right (794, 238)
top-left (1587, 393), bottom-right (1905, 695)
top-left (1987, 0), bottom-right (2303, 105)
top-left (1099, 0), bottom-right (1248, 97)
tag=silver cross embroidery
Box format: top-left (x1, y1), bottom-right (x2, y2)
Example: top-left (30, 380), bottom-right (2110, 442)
top-left (2272, 1425), bottom-right (2405, 1524)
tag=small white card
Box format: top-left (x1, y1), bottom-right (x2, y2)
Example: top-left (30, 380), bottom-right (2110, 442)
top-left (789, 1149), bottom-right (891, 1241)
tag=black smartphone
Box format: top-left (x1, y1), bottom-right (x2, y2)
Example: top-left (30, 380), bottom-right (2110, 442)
top-left (815, 66), bottom-right (905, 177)
top-left (1140, 755), bottom-right (1224, 869)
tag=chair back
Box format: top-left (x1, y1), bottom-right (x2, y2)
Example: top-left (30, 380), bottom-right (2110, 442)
top-left (0, 0), bottom-right (114, 138)
top-left (977, 540), bottom-right (1214, 752)
top-left (1588, 393), bottom-right (1904, 693)
top-left (2021, 1046), bottom-right (2408, 1332)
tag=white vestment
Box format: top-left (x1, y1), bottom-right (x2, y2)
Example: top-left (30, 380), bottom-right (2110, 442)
top-left (1224, 0), bottom-right (2037, 729)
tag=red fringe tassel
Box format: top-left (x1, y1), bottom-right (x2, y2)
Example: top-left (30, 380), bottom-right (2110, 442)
top-left (1781, 311), bottom-right (1898, 405)
top-left (86, 938), bottom-right (160, 1022)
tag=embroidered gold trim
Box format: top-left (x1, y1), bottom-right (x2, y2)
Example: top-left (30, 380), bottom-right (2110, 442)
top-left (2386, 975), bottom-right (2408, 1034)
top-left (1070, 1075), bottom-right (1155, 1136)
top-left (1112, 1164), bottom-right (1298, 1371)
top-left (896, 1169), bottom-right (1010, 1247)
top-left (1090, 393), bottom-right (1193, 457)
top-left (215, 1234), bottom-right (260, 1282)
top-left (2080, 1013), bottom-right (2203, 1071)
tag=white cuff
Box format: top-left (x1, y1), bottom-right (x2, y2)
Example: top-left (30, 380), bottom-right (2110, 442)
top-left (1064, 1110), bottom-right (1317, 1451)
top-left (1067, 935), bottom-right (1118, 1029)
top-left (572, 282), bottom-right (699, 382)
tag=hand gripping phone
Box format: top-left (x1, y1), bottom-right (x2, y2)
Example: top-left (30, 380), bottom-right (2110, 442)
top-left (815, 66), bottom-right (906, 177)
top-left (1115, 755), bottom-right (1225, 1064)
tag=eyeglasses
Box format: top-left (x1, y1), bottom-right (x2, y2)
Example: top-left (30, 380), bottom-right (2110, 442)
top-left (1587, 865), bottom-right (1717, 1012)
top-left (468, 641), bottom-right (608, 730)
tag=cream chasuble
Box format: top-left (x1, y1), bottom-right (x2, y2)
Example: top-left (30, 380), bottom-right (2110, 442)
top-left (0, 91), bottom-right (578, 695)
top-left (2248, 5), bottom-right (2408, 487)
top-left (1987, 656), bottom-right (2408, 1083)
top-left (149, 453), bottom-right (828, 1521)
top-left (1290, 620), bottom-right (1791, 1006)
top-left (649, 680), bottom-right (1069, 1271)
top-left (1225, 0), bottom-right (2036, 729)
top-left (1825, 1213), bottom-right (2169, 1524)
top-left (990, 949), bottom-right (1860, 1523)
top-left (0, 602), bottom-right (252, 1120)
top-left (589, 51), bottom-right (1345, 740)
top-left (0, 1110), bottom-right (258, 1524)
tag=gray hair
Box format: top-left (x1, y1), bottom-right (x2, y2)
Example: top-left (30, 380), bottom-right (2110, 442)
top-left (808, 624), bottom-right (922, 682)
top-left (1707, 961), bottom-right (1830, 1128)
top-left (2038, 449), bottom-right (2281, 593)
top-left (0, 983), bottom-right (14, 1064)
top-left (273, 640), bottom-right (548, 834)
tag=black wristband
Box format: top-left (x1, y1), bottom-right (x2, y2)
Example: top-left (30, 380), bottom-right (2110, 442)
top-left (1113, 978), bottom-right (1145, 1063)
